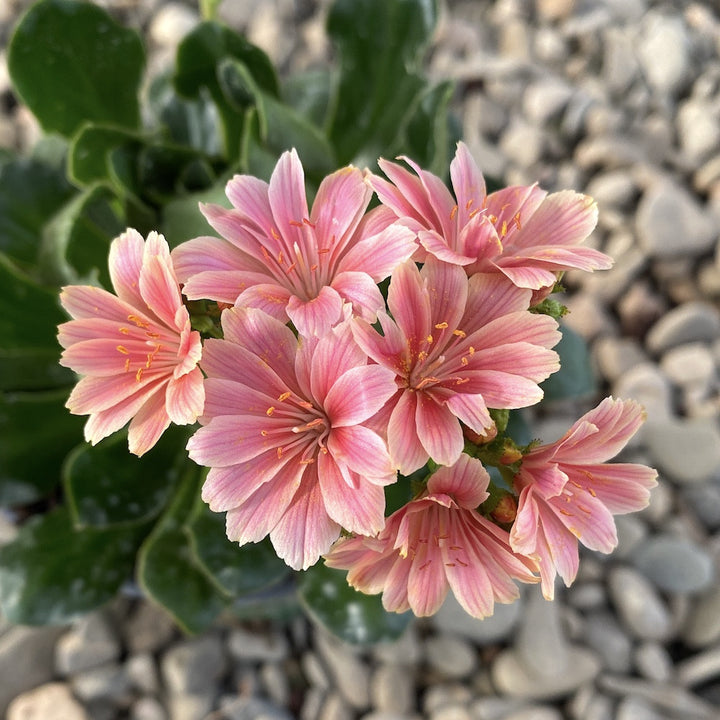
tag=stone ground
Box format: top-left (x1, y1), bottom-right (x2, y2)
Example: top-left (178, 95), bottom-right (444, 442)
top-left (2, 0), bottom-right (720, 718)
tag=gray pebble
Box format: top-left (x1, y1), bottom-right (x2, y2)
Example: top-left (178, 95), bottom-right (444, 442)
top-left (423, 683), bottom-right (472, 715)
top-left (148, 2), bottom-right (199, 48)
top-left (314, 632), bottom-right (370, 710)
top-left (676, 97), bottom-right (720, 164)
top-left (70, 662), bottom-right (132, 705)
top-left (634, 641), bottom-right (674, 682)
top-left (319, 693), bottom-right (353, 720)
top-left (123, 601), bottom-right (177, 655)
top-left (646, 302), bottom-right (720, 354)
top-left (584, 612), bottom-right (633, 673)
top-left (161, 634), bottom-right (226, 695)
top-left (682, 586), bottom-right (720, 647)
top-left (371, 624), bottom-right (422, 666)
top-left (370, 663), bottom-right (415, 715)
top-left (424, 634), bottom-right (478, 679)
top-left (592, 336), bottom-right (648, 383)
top-left (56, 610), bottom-right (121, 676)
top-left (682, 482), bottom-right (720, 531)
top-left (614, 515), bottom-right (650, 558)
top-left (260, 662), bottom-right (291, 708)
top-left (227, 627), bottom-right (289, 663)
top-left (130, 696), bottom-right (168, 720)
top-left (125, 653), bottom-right (159, 695)
top-left (643, 417), bottom-right (720, 484)
top-left (612, 363), bottom-right (674, 423)
top-left (607, 566), bottom-right (674, 641)
top-left (636, 12), bottom-right (692, 97)
top-left (615, 695), bottom-right (668, 720)
top-left (631, 534), bottom-right (715, 594)
top-left (6, 682), bottom-right (89, 720)
top-left (502, 707), bottom-right (563, 720)
top-left (676, 646), bottom-right (720, 688)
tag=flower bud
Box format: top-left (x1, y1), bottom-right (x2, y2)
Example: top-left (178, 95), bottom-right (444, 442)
top-left (463, 423), bottom-right (498, 446)
top-left (491, 494), bottom-right (517, 524)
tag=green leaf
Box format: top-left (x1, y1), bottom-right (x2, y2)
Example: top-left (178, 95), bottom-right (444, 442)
top-left (138, 143), bottom-right (215, 203)
top-left (298, 563), bottom-right (413, 645)
top-left (137, 465), bottom-right (227, 634)
top-left (400, 80), bottom-right (457, 176)
top-left (187, 499), bottom-right (289, 598)
top-left (68, 124), bottom-right (142, 188)
top-left (162, 180), bottom-right (230, 247)
top-left (174, 21), bottom-right (278, 161)
top-left (64, 426), bottom-right (190, 529)
top-left (0, 157), bottom-right (75, 274)
top-left (282, 69), bottom-right (332, 129)
top-left (0, 389), bottom-right (85, 506)
top-left (327, 0), bottom-right (438, 165)
top-left (0, 506), bottom-right (147, 625)
top-left (8, 0), bottom-right (145, 137)
top-left (0, 254), bottom-right (75, 392)
top-left (218, 58), bottom-right (336, 179)
top-left (540, 323), bottom-right (597, 402)
top-left (40, 184), bottom-right (125, 287)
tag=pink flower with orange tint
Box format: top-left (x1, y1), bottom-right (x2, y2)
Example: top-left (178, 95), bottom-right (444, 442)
top-left (172, 149), bottom-right (416, 337)
top-left (325, 454), bottom-right (538, 618)
top-left (352, 257), bottom-right (561, 474)
top-left (369, 142), bottom-right (611, 293)
top-left (58, 229), bottom-right (204, 457)
top-left (510, 397), bottom-right (658, 600)
top-left (187, 306), bottom-right (398, 570)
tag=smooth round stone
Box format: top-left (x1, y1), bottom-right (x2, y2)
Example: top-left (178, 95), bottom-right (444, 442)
top-left (6, 682), bottom-right (89, 720)
top-left (430, 593), bottom-right (522, 645)
top-left (502, 707), bottom-right (563, 720)
top-left (681, 586), bottom-right (720, 648)
top-left (424, 634), bottom-right (478, 679)
top-left (607, 567), bottom-right (674, 641)
top-left (636, 12), bottom-right (692, 97)
top-left (676, 646), bottom-right (720, 687)
top-left (660, 343), bottom-right (716, 390)
top-left (631, 534), bottom-right (715, 594)
top-left (616, 695), bottom-right (667, 720)
top-left (56, 610), bottom-right (122, 676)
top-left (682, 483), bottom-right (720, 531)
top-left (643, 417), bottom-right (720, 484)
top-left (491, 646), bottom-right (600, 701)
top-left (612, 364), bottom-right (673, 422)
top-left (614, 515), bottom-right (650, 558)
top-left (677, 97), bottom-right (720, 164)
top-left (314, 632), bottom-right (371, 711)
top-left (369, 663), bottom-right (415, 715)
top-left (634, 642), bottom-right (674, 682)
top-left (160, 634), bottom-right (226, 695)
top-left (584, 612), bottom-right (633, 673)
top-left (646, 302), bottom-right (720, 354)
top-left (593, 336), bottom-right (648, 383)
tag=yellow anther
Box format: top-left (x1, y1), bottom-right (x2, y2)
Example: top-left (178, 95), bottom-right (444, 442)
top-left (435, 322), bottom-right (448, 330)
top-left (453, 329), bottom-right (466, 338)
top-left (278, 392), bottom-right (291, 402)
top-left (266, 406), bottom-right (275, 416)
top-left (116, 345), bottom-right (129, 354)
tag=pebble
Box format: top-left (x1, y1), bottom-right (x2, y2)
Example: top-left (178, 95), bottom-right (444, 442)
top-left (646, 302), bottom-right (720, 354)
top-left (592, 336), bottom-right (648, 383)
top-left (125, 653), bottom-right (160, 695)
top-left (371, 624), bottom-right (422, 666)
top-left (675, 645), bottom-right (720, 687)
top-left (635, 180), bottom-right (718, 260)
top-left (227, 626), bottom-right (290, 663)
top-left (130, 696), bottom-right (168, 720)
top-left (612, 363), bottom-right (674, 421)
top-left (634, 642), bottom-right (674, 683)
top-left (583, 612), bottom-right (633, 673)
top-left (631, 534), bottom-right (715, 594)
top-left (55, 609), bottom-right (122, 675)
top-left (599, 674), bottom-right (717, 719)
top-left (160, 634), bottom-right (227, 695)
top-left (70, 662), bottom-right (133, 705)
top-left (148, 2), bottom-right (199, 48)
top-left (660, 342), bottom-right (717, 392)
top-left (682, 482), bottom-right (720, 531)
top-left (607, 566), bottom-right (674, 642)
top-left (424, 633), bottom-right (478, 679)
top-left (369, 663), bottom-right (415, 715)
top-left (314, 631), bottom-right (371, 710)
top-left (682, 585), bottom-right (720, 648)
top-left (614, 695), bottom-right (667, 720)
top-left (676, 97), bottom-right (720, 164)
top-left (614, 514), bottom-right (650, 558)
top-left (6, 682), bottom-right (89, 720)
top-left (643, 417), bottom-right (720, 484)
top-left (0, 625), bottom-right (65, 716)
top-left (123, 600), bottom-right (178, 654)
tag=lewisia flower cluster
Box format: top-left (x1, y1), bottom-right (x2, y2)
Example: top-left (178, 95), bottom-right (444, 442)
top-left (58, 144), bottom-right (657, 618)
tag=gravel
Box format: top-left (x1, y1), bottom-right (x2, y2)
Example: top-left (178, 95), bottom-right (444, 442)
top-left (3, 0), bottom-right (720, 718)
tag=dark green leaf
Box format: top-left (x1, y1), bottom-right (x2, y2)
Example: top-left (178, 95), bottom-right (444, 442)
top-left (174, 21), bottom-right (278, 161)
top-left (68, 124), bottom-right (141, 188)
top-left (218, 58), bottom-right (336, 179)
top-left (137, 466), bottom-right (227, 634)
top-left (0, 506), bottom-right (147, 625)
top-left (540, 323), bottom-right (597, 402)
top-left (0, 389), bottom-right (85, 506)
top-left (282, 69), bottom-right (332, 129)
top-left (187, 499), bottom-right (289, 598)
top-left (327, 0), bottom-right (438, 165)
top-left (40, 184), bottom-right (125, 288)
top-left (138, 143), bottom-right (213, 203)
top-left (0, 157), bottom-right (75, 274)
top-left (298, 562), bottom-right (413, 645)
top-left (64, 426), bottom-right (190, 528)
top-left (161, 181), bottom-right (230, 247)
top-left (8, 0), bottom-right (145, 137)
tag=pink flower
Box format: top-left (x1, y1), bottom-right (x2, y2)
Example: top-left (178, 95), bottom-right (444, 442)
top-left (510, 397), bottom-right (658, 600)
top-left (187, 306), bottom-right (398, 570)
top-left (325, 454), bottom-right (538, 618)
top-left (369, 142), bottom-right (612, 293)
top-left (172, 149), bottom-right (417, 337)
top-left (58, 229), bottom-right (204, 457)
top-left (352, 257), bottom-right (561, 474)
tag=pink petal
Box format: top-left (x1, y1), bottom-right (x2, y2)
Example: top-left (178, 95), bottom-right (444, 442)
top-left (381, 556), bottom-right (413, 613)
top-left (444, 392), bottom-right (492, 436)
top-left (336, 222), bottom-right (417, 280)
top-left (351, 315), bottom-right (406, 370)
top-left (225, 468), bottom-right (303, 544)
top-left (138, 254), bottom-right (183, 329)
top-left (418, 229), bottom-right (476, 265)
top-left (406, 510), bottom-right (450, 616)
top-left (66, 372), bottom-right (163, 415)
top-left (537, 498), bottom-right (580, 589)
top-left (495, 263), bottom-right (561, 290)
top-left (267, 149), bottom-right (310, 253)
top-left (225, 173), bottom-right (273, 232)
top-left (108, 228), bottom-right (144, 306)
top-left (549, 491), bottom-right (617, 554)
top-left (330, 270), bottom-right (384, 322)
top-left (427, 454), bottom-right (490, 508)
top-left (327, 425), bottom-right (395, 480)
top-left (182, 270), bottom-right (272, 305)
top-left (509, 190), bottom-right (599, 250)
top-left (310, 165), bottom-right (371, 258)
top-left (286, 285), bottom-right (344, 337)
top-left (165, 367), bottom-right (205, 424)
top-left (200, 203), bottom-right (271, 261)
top-left (388, 390), bottom-right (428, 474)
top-left (270, 469), bottom-right (341, 570)
top-left (449, 142), bottom-right (487, 228)
top-left (324, 364), bottom-right (397, 427)
top-left (415, 393), bottom-right (464, 467)
top-left (387, 261), bottom-right (431, 347)
top-left (456, 212), bottom-right (503, 261)
top-left (485, 184), bottom-right (547, 239)
top-left (421, 257), bottom-right (469, 335)
top-left (171, 235), bottom-right (259, 282)
top-left (462, 273), bottom-right (533, 329)
top-left (564, 463), bottom-right (657, 514)
top-left (235, 283), bottom-right (294, 322)
top-left (460, 369), bottom-right (546, 409)
top-left (318, 452), bottom-right (386, 536)
top-left (127, 388), bottom-right (171, 456)
top-left (60, 285), bottom-right (137, 324)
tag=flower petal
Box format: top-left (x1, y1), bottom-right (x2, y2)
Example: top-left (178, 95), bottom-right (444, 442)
top-left (165, 367), bottom-right (205, 425)
top-left (415, 393), bottom-right (464, 467)
top-left (286, 284), bottom-right (344, 337)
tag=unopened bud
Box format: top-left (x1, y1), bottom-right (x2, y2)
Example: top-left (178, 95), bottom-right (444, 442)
top-left (463, 423), bottom-right (497, 446)
top-left (491, 494), bottom-right (517, 524)
top-left (499, 441), bottom-right (523, 465)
